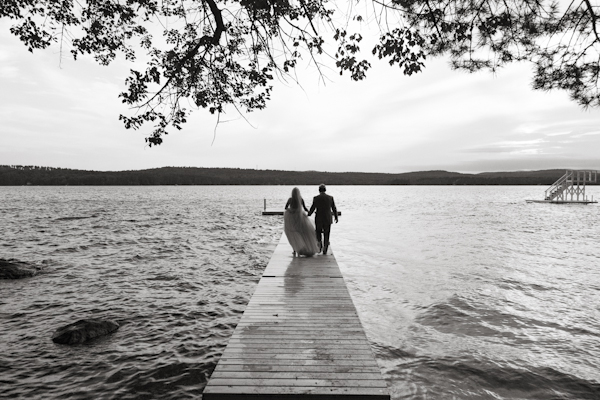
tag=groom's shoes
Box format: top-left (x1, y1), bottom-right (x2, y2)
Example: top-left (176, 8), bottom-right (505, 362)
top-left (323, 243), bottom-right (329, 255)
top-left (318, 241), bottom-right (322, 253)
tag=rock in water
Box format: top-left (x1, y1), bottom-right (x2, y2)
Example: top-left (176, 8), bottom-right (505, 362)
top-left (0, 259), bottom-right (42, 279)
top-left (52, 319), bottom-right (120, 344)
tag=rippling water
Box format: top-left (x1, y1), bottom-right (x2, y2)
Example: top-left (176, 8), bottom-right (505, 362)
top-left (1, 185), bottom-right (599, 399)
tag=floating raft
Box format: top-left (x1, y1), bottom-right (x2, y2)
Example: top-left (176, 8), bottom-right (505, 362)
top-left (526, 199), bottom-right (597, 204)
top-left (526, 169), bottom-right (598, 204)
top-left (203, 235), bottom-right (389, 399)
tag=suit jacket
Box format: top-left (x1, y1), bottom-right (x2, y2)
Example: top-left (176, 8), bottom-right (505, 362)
top-left (308, 193), bottom-right (337, 225)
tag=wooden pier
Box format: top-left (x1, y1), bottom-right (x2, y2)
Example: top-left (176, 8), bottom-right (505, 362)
top-left (203, 235), bottom-right (389, 399)
top-left (262, 209), bottom-right (288, 215)
top-left (262, 210), bottom-right (342, 216)
top-left (261, 199), bottom-right (341, 216)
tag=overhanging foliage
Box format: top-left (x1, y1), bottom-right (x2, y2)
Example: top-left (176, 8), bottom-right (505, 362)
top-left (3, 0), bottom-right (600, 145)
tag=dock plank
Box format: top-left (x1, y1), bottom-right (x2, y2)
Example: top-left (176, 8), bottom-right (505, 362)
top-left (203, 234), bottom-right (389, 399)
top-left (208, 371), bottom-right (386, 380)
top-left (204, 386), bottom-right (388, 400)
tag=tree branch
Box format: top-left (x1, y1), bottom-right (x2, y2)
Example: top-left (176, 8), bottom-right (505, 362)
top-left (135, 0), bottom-right (225, 109)
top-left (583, 0), bottom-right (600, 43)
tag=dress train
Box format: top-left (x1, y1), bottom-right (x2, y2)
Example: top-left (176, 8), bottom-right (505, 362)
top-left (284, 208), bottom-right (319, 256)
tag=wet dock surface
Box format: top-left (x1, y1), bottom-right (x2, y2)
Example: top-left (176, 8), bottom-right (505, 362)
top-left (203, 235), bottom-right (389, 399)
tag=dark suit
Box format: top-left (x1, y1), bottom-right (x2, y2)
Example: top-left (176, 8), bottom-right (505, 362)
top-left (308, 192), bottom-right (338, 251)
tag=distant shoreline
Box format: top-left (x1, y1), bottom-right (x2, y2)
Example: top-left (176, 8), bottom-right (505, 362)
top-left (1, 165), bottom-right (595, 186)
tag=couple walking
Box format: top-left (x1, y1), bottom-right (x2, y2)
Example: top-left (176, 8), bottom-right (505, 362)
top-left (284, 184), bottom-right (338, 257)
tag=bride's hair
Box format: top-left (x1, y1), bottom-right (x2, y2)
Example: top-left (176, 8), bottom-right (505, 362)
top-left (289, 187), bottom-right (302, 209)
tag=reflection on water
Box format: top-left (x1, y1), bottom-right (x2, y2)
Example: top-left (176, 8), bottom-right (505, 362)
top-left (1, 185), bottom-right (599, 399)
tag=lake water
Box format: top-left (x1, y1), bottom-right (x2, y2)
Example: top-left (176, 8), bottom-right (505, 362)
top-left (1, 186), bottom-right (599, 399)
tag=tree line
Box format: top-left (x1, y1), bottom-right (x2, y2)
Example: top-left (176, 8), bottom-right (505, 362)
top-left (0, 165), bottom-right (580, 186)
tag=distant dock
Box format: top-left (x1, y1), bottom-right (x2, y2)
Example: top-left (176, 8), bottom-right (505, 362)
top-left (203, 235), bottom-right (389, 399)
top-left (262, 199), bottom-right (341, 216)
top-left (263, 210), bottom-right (342, 216)
top-left (262, 209), bottom-right (288, 215)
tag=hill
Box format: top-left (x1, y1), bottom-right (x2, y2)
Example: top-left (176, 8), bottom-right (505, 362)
top-left (0, 165), bottom-right (583, 186)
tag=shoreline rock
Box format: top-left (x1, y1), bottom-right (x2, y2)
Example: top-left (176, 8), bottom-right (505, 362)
top-left (0, 259), bottom-right (42, 279)
top-left (52, 319), bottom-right (120, 345)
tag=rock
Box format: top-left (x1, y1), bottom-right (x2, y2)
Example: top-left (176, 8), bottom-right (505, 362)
top-left (0, 259), bottom-right (42, 279)
top-left (51, 319), bottom-right (120, 345)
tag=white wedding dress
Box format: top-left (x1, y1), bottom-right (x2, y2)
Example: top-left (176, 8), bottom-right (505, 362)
top-left (283, 194), bottom-right (319, 257)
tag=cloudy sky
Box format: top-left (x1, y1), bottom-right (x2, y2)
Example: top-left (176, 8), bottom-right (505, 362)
top-left (1, 17), bottom-right (600, 174)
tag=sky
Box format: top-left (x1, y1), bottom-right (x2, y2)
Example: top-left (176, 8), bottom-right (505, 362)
top-left (1, 17), bottom-right (600, 174)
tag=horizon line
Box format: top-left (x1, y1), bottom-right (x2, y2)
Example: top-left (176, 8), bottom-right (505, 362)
top-left (2, 165), bottom-right (589, 175)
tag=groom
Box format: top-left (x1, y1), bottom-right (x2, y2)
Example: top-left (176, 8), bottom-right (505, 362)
top-left (308, 184), bottom-right (338, 255)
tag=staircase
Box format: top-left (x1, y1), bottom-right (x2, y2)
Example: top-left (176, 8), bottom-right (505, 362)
top-left (544, 173), bottom-right (568, 200)
top-left (544, 170), bottom-right (597, 202)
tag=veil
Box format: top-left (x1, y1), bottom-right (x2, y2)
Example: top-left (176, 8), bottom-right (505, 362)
top-left (285, 187), bottom-right (304, 231)
top-left (289, 187), bottom-right (303, 211)
top-left (284, 187), bottom-right (318, 256)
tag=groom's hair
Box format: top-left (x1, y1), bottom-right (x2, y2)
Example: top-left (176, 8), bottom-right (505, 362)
top-left (319, 184), bottom-right (326, 192)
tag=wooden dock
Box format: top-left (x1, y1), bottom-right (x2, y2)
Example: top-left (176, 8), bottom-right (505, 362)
top-left (261, 200), bottom-right (341, 216)
top-left (262, 209), bottom-right (288, 215)
top-left (203, 235), bottom-right (389, 399)
top-left (262, 210), bottom-right (342, 216)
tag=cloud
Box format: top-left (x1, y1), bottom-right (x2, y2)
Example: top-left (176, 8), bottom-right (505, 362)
top-left (463, 139), bottom-right (547, 154)
top-left (572, 130), bottom-right (600, 138)
top-left (2, 22), bottom-right (600, 173)
top-left (545, 131), bottom-right (572, 137)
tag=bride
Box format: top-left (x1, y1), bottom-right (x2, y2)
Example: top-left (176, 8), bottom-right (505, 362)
top-left (284, 188), bottom-right (319, 257)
